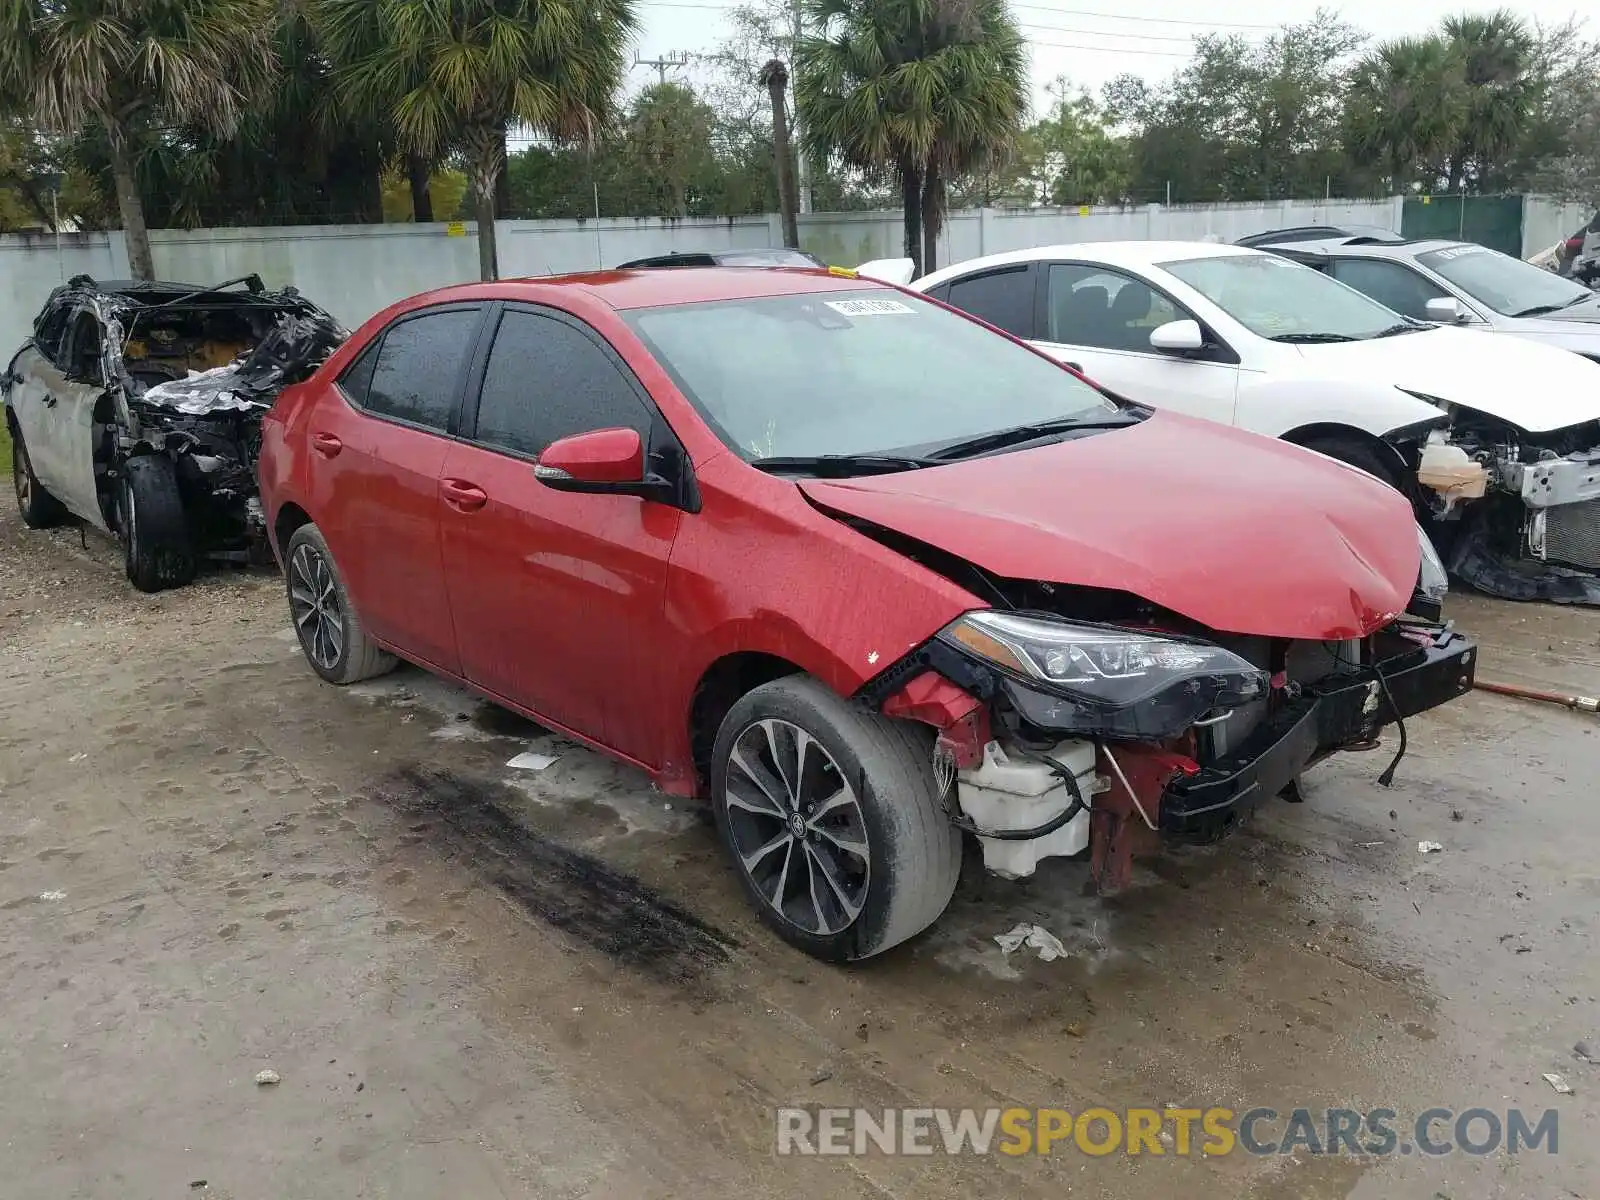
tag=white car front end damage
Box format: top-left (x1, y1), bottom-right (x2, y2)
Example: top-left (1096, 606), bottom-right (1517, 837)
top-left (868, 243), bottom-right (1600, 604)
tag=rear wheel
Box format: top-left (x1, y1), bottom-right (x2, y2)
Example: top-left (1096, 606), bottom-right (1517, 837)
top-left (284, 522), bottom-right (396, 685)
top-left (711, 676), bottom-right (961, 963)
top-left (120, 454), bottom-right (196, 592)
top-left (11, 426), bottom-right (70, 529)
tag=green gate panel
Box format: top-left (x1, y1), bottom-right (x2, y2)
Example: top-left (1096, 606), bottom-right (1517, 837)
top-left (1402, 194), bottom-right (1523, 255)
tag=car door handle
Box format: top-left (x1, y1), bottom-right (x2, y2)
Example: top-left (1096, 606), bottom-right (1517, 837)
top-left (311, 432), bottom-right (343, 458)
top-left (441, 478), bottom-right (488, 512)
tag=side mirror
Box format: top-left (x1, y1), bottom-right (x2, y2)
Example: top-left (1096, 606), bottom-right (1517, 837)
top-left (1149, 319), bottom-right (1205, 353)
top-left (534, 427), bottom-right (677, 503)
top-left (1425, 297), bottom-right (1471, 324)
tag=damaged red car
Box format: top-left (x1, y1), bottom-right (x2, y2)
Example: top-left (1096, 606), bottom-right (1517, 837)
top-left (258, 267), bottom-right (1477, 962)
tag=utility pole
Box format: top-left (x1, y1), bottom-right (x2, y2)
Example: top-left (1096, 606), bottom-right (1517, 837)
top-left (791, 0), bottom-right (810, 213)
top-left (634, 50), bottom-right (689, 87)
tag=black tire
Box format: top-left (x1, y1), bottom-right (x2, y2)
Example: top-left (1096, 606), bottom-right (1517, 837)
top-left (711, 675), bottom-right (961, 963)
top-left (120, 454), bottom-right (197, 592)
top-left (284, 522), bottom-right (396, 685)
top-left (1300, 435), bottom-right (1404, 490)
top-left (10, 424), bottom-right (71, 529)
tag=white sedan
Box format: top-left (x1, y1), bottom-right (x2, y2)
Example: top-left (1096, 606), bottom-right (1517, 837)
top-left (861, 242), bottom-right (1600, 604)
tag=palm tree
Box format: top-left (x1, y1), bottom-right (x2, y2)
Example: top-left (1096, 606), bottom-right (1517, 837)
top-left (1441, 10), bottom-right (1535, 190)
top-left (0, 0), bottom-right (278, 280)
top-left (1346, 35), bottom-right (1462, 192)
top-left (796, 0), bottom-right (1026, 278)
top-left (318, 0), bottom-right (637, 281)
top-left (758, 59), bottom-right (798, 247)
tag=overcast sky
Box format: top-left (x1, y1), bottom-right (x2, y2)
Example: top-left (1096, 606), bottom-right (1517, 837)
top-left (625, 0), bottom-right (1589, 115)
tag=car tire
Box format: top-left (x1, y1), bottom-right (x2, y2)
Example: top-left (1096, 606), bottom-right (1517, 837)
top-left (10, 426), bottom-right (71, 529)
top-left (120, 454), bottom-right (197, 592)
top-left (1300, 435), bottom-right (1403, 491)
top-left (711, 675), bottom-right (962, 963)
top-left (284, 522), bottom-right (396, 685)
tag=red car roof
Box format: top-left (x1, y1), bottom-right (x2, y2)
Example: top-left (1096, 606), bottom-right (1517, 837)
top-left (514, 266), bottom-right (883, 310)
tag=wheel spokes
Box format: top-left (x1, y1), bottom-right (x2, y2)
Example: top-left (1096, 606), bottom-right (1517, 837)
top-left (723, 716), bottom-right (870, 937)
top-left (727, 746), bottom-right (788, 817)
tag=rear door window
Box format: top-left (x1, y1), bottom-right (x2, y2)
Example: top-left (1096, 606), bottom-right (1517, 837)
top-left (471, 309), bottom-right (652, 458)
top-left (941, 266), bottom-right (1037, 338)
top-left (362, 307), bottom-right (480, 432)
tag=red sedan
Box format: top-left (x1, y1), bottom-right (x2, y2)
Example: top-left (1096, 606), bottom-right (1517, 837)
top-left (258, 267), bottom-right (1476, 962)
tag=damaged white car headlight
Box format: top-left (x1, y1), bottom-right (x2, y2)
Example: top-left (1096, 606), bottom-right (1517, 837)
top-left (938, 611), bottom-right (1269, 739)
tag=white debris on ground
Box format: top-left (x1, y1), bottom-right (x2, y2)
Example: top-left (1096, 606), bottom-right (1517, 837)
top-left (994, 922), bottom-right (1070, 962)
top-left (1542, 1072), bottom-right (1573, 1094)
top-left (507, 751), bottom-right (560, 772)
top-left (254, 1069), bottom-right (281, 1086)
top-left (1418, 841), bottom-right (1445, 854)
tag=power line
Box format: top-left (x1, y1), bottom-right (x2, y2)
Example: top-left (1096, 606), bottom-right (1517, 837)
top-left (1010, 3), bottom-right (1276, 30)
top-left (636, 0), bottom-right (1276, 28)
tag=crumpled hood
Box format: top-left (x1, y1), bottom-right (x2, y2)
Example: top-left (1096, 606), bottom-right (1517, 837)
top-left (1298, 326), bottom-right (1600, 433)
top-left (801, 412), bottom-right (1420, 640)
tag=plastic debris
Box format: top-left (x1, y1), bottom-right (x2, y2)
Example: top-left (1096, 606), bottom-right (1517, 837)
top-left (1542, 1072), bottom-right (1573, 1094)
top-left (1418, 841), bottom-right (1444, 854)
top-left (38, 891), bottom-right (66, 901)
top-left (507, 751), bottom-right (559, 771)
top-left (1574, 1041), bottom-right (1595, 1064)
top-left (254, 1069), bottom-right (281, 1086)
top-left (995, 922), bottom-right (1070, 962)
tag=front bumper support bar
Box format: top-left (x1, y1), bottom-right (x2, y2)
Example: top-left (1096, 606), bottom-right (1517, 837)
top-left (1160, 626), bottom-right (1477, 842)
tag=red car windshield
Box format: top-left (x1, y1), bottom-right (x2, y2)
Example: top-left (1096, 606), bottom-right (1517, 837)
top-left (624, 288), bottom-right (1116, 460)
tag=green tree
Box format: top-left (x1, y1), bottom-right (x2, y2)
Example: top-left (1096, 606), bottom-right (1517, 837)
top-left (995, 79), bottom-right (1129, 206)
top-left (1109, 11), bottom-right (1365, 204)
top-left (0, 0), bottom-right (278, 278)
top-left (618, 82), bottom-right (721, 219)
top-left (319, 0), bottom-right (637, 280)
top-left (797, 0), bottom-right (1026, 277)
top-left (1345, 35), bottom-right (1463, 193)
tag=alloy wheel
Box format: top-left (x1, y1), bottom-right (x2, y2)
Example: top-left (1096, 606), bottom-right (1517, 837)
top-left (723, 718), bottom-right (870, 935)
top-left (14, 439), bottom-right (30, 509)
top-left (289, 542), bottom-right (345, 671)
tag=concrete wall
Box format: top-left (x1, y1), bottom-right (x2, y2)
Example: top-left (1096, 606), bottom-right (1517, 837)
top-left (796, 197), bottom-right (1407, 268)
top-left (1521, 196), bottom-right (1596, 259)
top-left (0, 197), bottom-right (1417, 353)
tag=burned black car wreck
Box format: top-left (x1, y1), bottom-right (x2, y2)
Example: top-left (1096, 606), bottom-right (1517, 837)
top-left (4, 274), bottom-right (345, 591)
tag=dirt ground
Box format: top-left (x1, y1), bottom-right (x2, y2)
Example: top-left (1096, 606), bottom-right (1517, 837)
top-left (2, 504), bottom-right (1597, 1200)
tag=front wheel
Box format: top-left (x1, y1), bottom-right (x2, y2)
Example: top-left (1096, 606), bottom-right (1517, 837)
top-left (711, 676), bottom-right (962, 963)
top-left (120, 454), bottom-right (196, 592)
top-left (1300, 435), bottom-right (1404, 491)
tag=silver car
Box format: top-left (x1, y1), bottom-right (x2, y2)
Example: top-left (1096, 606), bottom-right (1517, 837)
top-left (1247, 231), bottom-right (1600, 363)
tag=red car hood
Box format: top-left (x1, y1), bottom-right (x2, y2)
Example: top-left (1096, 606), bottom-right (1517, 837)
top-left (800, 412), bottom-right (1420, 640)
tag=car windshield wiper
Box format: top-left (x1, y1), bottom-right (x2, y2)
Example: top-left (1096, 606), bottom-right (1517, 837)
top-left (748, 453), bottom-right (939, 477)
top-left (924, 413), bottom-right (1141, 462)
top-left (1266, 332), bottom-right (1359, 343)
top-left (1510, 302), bottom-right (1573, 317)
top-left (1372, 321), bottom-right (1429, 338)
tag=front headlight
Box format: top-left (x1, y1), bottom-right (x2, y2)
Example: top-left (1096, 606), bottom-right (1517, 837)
top-left (938, 610), bottom-right (1269, 739)
top-left (1417, 524), bottom-right (1448, 603)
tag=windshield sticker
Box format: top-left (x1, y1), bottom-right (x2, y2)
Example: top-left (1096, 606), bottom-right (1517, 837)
top-left (1430, 245), bottom-right (1486, 261)
top-left (824, 298), bottom-right (914, 316)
